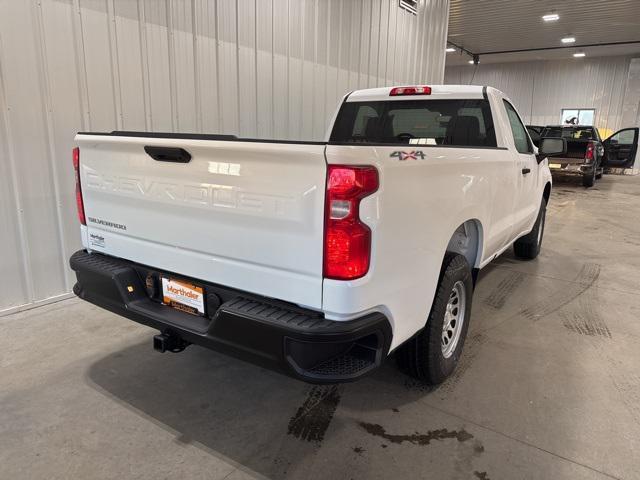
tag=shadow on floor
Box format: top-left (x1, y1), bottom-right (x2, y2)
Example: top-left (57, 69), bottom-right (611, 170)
top-left (86, 340), bottom-right (438, 479)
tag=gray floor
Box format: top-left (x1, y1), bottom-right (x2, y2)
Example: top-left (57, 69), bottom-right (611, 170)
top-left (2, 174), bottom-right (640, 480)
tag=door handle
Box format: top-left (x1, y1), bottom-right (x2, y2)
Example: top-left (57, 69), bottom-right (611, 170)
top-left (144, 146), bottom-right (191, 163)
top-left (521, 168), bottom-right (531, 175)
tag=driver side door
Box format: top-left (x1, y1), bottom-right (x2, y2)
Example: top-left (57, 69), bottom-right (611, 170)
top-left (503, 100), bottom-right (539, 238)
top-left (603, 128), bottom-right (639, 169)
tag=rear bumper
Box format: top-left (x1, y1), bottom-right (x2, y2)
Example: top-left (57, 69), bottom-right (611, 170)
top-left (70, 250), bottom-right (391, 383)
top-left (549, 160), bottom-right (595, 175)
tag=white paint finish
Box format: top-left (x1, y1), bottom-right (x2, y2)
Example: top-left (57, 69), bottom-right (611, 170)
top-left (445, 56), bottom-right (639, 135)
top-left (0, 0), bottom-right (449, 311)
top-left (346, 84), bottom-right (485, 102)
top-left (76, 134), bottom-right (327, 308)
top-left (74, 86), bottom-right (548, 350)
top-left (322, 87), bottom-right (550, 349)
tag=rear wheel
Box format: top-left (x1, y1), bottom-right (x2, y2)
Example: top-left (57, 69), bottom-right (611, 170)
top-left (396, 253), bottom-right (473, 384)
top-left (583, 167), bottom-right (596, 187)
top-left (514, 198), bottom-right (546, 260)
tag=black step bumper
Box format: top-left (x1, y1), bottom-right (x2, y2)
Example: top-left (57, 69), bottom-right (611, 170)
top-left (70, 250), bottom-right (391, 383)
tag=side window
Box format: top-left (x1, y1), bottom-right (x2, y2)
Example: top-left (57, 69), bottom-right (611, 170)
top-left (503, 100), bottom-right (532, 154)
top-left (609, 129), bottom-right (635, 145)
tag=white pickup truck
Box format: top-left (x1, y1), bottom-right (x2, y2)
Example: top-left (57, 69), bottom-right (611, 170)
top-left (70, 85), bottom-right (566, 384)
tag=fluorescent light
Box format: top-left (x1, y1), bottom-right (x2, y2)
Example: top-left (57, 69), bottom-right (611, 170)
top-left (542, 13), bottom-right (559, 21)
top-left (468, 60), bottom-right (475, 64)
top-left (561, 37), bottom-right (576, 44)
top-left (573, 52), bottom-right (586, 57)
top-left (446, 47), bottom-right (456, 52)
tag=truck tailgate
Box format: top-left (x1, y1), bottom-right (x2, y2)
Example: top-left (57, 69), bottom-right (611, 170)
top-left (75, 134), bottom-right (327, 309)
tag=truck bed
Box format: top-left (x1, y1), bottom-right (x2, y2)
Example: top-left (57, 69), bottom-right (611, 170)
top-left (553, 139), bottom-right (591, 163)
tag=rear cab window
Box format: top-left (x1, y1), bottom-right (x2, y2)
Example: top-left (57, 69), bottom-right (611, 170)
top-left (540, 126), bottom-right (597, 140)
top-left (329, 99), bottom-right (497, 147)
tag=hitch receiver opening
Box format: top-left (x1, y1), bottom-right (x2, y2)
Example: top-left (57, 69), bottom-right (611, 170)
top-left (153, 333), bottom-right (190, 353)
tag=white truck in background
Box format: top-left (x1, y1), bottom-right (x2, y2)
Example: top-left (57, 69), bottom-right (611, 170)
top-left (70, 85), bottom-right (566, 384)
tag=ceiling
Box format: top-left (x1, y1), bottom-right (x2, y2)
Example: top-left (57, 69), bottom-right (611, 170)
top-left (446, 0), bottom-right (640, 66)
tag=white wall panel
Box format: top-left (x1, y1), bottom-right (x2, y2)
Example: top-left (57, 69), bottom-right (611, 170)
top-left (0, 0), bottom-right (449, 313)
top-left (445, 56), bottom-right (639, 136)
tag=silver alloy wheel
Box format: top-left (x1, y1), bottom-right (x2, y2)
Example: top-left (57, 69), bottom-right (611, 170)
top-left (441, 280), bottom-right (466, 358)
top-left (537, 215), bottom-right (544, 245)
top-left (537, 207), bottom-right (545, 246)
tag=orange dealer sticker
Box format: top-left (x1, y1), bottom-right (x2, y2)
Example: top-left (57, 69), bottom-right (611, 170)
top-left (161, 278), bottom-right (205, 316)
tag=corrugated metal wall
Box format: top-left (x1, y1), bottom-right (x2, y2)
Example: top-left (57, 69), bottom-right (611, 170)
top-left (0, 0), bottom-right (450, 314)
top-left (445, 56), bottom-right (640, 136)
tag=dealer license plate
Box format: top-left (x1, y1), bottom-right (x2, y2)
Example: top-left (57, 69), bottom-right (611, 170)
top-left (161, 277), bottom-right (205, 316)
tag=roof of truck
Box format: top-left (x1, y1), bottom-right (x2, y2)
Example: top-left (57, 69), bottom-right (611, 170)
top-left (346, 85), bottom-right (494, 102)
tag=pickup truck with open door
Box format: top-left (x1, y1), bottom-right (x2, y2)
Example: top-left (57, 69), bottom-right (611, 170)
top-left (539, 125), bottom-right (605, 187)
top-left (540, 125), bottom-right (639, 186)
top-left (70, 85), bottom-right (566, 384)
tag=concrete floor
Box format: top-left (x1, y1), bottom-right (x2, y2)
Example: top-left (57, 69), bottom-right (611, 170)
top-left (2, 174), bottom-right (640, 480)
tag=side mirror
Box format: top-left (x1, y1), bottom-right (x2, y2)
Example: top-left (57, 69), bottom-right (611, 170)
top-left (536, 137), bottom-right (566, 163)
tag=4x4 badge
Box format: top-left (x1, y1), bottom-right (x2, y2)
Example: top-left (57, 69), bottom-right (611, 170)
top-left (390, 151), bottom-right (425, 161)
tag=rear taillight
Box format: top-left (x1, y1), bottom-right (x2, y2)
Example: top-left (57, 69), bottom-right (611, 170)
top-left (389, 85), bottom-right (431, 96)
top-left (73, 147), bottom-right (86, 225)
top-left (585, 141), bottom-right (594, 163)
top-left (324, 165), bottom-right (379, 280)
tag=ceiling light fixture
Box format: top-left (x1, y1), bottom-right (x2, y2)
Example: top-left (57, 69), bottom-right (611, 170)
top-left (446, 47), bottom-right (456, 52)
top-left (573, 52), bottom-right (586, 58)
top-left (468, 60), bottom-right (475, 64)
top-left (542, 13), bottom-right (559, 21)
top-left (561, 36), bottom-right (576, 44)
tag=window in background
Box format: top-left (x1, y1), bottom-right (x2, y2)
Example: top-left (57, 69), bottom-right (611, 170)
top-left (561, 109), bottom-right (595, 126)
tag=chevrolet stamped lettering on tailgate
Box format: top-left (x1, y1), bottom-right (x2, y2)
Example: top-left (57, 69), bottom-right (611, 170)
top-left (84, 172), bottom-right (301, 218)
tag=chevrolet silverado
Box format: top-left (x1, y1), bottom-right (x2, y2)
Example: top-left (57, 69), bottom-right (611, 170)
top-left (70, 85), bottom-right (567, 384)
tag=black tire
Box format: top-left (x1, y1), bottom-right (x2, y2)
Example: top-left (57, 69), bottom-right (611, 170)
top-left (582, 168), bottom-right (595, 187)
top-left (514, 198), bottom-right (546, 259)
top-left (396, 253), bottom-right (473, 384)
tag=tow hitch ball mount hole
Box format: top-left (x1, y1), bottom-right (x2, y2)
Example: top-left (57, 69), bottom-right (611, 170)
top-left (153, 333), bottom-right (190, 353)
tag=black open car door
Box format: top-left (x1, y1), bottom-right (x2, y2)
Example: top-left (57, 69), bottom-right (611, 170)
top-left (603, 128), bottom-right (639, 169)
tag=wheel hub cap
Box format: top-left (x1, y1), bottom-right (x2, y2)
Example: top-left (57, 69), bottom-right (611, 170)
top-left (441, 281), bottom-right (466, 358)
